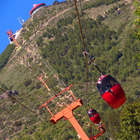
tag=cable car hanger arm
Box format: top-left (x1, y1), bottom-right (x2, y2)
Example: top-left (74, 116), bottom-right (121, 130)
top-left (83, 52), bottom-right (104, 75)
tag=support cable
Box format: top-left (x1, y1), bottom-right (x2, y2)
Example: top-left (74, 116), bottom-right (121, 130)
top-left (73, 0), bottom-right (89, 94)
top-left (0, 87), bottom-right (45, 122)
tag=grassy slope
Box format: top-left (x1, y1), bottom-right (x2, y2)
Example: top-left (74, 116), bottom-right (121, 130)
top-left (0, 0), bottom-right (139, 140)
top-left (36, 1), bottom-right (140, 140)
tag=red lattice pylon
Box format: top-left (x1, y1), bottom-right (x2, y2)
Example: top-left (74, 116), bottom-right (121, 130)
top-left (39, 84), bottom-right (90, 140)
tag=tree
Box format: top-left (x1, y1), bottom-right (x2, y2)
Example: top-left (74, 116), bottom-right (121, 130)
top-left (134, 0), bottom-right (140, 39)
top-left (0, 44), bottom-right (14, 69)
top-left (118, 101), bottom-right (140, 140)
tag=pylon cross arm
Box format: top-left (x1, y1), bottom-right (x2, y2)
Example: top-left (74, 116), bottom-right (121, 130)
top-left (50, 99), bottom-right (82, 123)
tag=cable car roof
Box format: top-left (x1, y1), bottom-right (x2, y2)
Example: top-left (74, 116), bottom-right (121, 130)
top-left (97, 75), bottom-right (108, 84)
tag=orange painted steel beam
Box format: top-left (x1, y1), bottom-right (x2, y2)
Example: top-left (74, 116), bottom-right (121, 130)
top-left (50, 99), bottom-right (82, 123)
top-left (69, 90), bottom-right (76, 101)
top-left (50, 99), bottom-right (89, 140)
top-left (37, 75), bottom-right (51, 91)
top-left (39, 84), bottom-right (73, 109)
top-left (45, 106), bottom-right (53, 117)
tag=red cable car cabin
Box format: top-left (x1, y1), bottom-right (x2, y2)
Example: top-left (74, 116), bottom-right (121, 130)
top-left (96, 75), bottom-right (126, 109)
top-left (88, 109), bottom-right (101, 124)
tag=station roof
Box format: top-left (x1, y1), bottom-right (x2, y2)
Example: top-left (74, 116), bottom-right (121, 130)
top-left (30, 3), bottom-right (46, 15)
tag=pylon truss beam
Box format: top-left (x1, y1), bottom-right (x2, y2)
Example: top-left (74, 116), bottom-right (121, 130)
top-left (39, 85), bottom-right (90, 140)
top-left (37, 74), bottom-right (50, 91)
top-left (39, 84), bottom-right (73, 111)
top-left (50, 99), bottom-right (82, 123)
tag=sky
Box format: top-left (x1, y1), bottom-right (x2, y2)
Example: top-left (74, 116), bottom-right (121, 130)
top-left (0, 0), bottom-right (65, 54)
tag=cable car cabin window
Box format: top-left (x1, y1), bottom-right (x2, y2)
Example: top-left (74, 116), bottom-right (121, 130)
top-left (97, 75), bottom-right (118, 96)
top-left (88, 114), bottom-right (93, 117)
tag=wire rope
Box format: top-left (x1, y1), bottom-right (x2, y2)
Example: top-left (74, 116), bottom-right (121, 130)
top-left (73, 0), bottom-right (91, 107)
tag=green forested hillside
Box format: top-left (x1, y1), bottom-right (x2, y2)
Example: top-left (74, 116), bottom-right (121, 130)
top-left (0, 44), bottom-right (15, 69)
top-left (0, 0), bottom-right (140, 140)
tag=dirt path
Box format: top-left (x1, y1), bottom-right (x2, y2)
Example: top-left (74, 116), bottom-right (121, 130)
top-left (43, 7), bottom-right (73, 27)
top-left (85, 1), bottom-right (123, 20)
